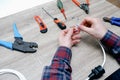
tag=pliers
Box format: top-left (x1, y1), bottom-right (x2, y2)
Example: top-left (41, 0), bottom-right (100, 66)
top-left (72, 0), bottom-right (90, 14)
top-left (0, 23), bottom-right (38, 53)
top-left (103, 17), bottom-right (120, 27)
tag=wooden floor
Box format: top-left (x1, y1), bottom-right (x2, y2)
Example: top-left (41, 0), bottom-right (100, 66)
top-left (0, 0), bottom-right (120, 80)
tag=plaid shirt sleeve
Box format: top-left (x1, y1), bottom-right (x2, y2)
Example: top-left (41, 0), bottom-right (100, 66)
top-left (41, 46), bottom-right (72, 80)
top-left (101, 30), bottom-right (120, 64)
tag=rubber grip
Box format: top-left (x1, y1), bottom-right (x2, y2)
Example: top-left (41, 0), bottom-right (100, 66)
top-left (86, 0), bottom-right (90, 5)
top-left (72, 0), bottom-right (80, 6)
top-left (0, 40), bottom-right (13, 49)
top-left (54, 18), bottom-right (66, 30)
top-left (13, 23), bottom-right (23, 40)
top-left (34, 16), bottom-right (47, 33)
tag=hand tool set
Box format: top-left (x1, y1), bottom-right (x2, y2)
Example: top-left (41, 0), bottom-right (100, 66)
top-left (0, 0), bottom-right (119, 80)
top-left (33, 0), bottom-right (91, 32)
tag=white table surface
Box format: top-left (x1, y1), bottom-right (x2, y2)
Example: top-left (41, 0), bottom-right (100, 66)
top-left (0, 0), bottom-right (53, 18)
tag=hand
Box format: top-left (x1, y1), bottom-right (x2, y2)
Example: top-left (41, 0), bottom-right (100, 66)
top-left (79, 17), bottom-right (108, 39)
top-left (59, 28), bottom-right (81, 49)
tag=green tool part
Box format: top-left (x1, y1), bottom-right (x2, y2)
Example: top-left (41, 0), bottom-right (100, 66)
top-left (57, 0), bottom-right (67, 20)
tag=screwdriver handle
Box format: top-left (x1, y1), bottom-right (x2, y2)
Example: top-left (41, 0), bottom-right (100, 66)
top-left (54, 18), bottom-right (66, 30)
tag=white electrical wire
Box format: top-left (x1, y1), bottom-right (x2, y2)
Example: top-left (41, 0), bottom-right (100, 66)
top-left (98, 41), bottom-right (106, 67)
top-left (84, 40), bottom-right (106, 80)
top-left (85, 77), bottom-right (89, 80)
top-left (0, 69), bottom-right (27, 80)
top-left (75, 25), bottom-right (106, 67)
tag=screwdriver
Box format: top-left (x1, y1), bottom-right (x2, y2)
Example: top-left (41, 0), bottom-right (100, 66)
top-left (42, 8), bottom-right (66, 30)
top-left (57, 0), bottom-right (67, 20)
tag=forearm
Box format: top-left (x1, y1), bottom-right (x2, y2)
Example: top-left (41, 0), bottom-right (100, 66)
top-left (41, 46), bottom-right (72, 80)
top-left (101, 30), bottom-right (120, 64)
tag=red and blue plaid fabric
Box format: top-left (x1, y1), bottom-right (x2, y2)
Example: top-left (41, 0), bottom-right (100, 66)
top-left (41, 30), bottom-right (120, 80)
top-left (101, 30), bottom-right (120, 64)
top-left (41, 46), bottom-right (72, 80)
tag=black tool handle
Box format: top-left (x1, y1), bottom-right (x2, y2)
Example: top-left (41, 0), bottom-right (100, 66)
top-left (54, 18), bottom-right (66, 30)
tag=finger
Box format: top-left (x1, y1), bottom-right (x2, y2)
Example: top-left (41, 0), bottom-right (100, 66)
top-left (84, 17), bottom-right (94, 23)
top-left (73, 26), bottom-right (81, 34)
top-left (80, 19), bottom-right (86, 25)
top-left (79, 25), bottom-right (91, 33)
top-left (66, 28), bottom-right (74, 37)
top-left (80, 17), bottom-right (94, 27)
top-left (72, 39), bottom-right (80, 45)
top-left (72, 34), bottom-right (81, 40)
top-left (59, 30), bottom-right (65, 37)
top-left (60, 29), bottom-right (69, 37)
top-left (63, 29), bottom-right (69, 33)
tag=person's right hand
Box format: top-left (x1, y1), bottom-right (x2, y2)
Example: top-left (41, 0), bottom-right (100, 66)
top-left (79, 17), bottom-right (108, 39)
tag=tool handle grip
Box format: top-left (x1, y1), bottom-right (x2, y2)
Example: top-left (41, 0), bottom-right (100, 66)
top-left (57, 0), bottom-right (63, 9)
top-left (0, 41), bottom-right (13, 49)
top-left (72, 0), bottom-right (80, 6)
top-left (54, 18), bottom-right (66, 30)
top-left (13, 23), bottom-right (23, 40)
top-left (86, 0), bottom-right (90, 5)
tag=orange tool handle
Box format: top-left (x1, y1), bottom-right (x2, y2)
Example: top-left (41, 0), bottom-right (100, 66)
top-left (72, 0), bottom-right (80, 6)
top-left (34, 16), bottom-right (47, 31)
top-left (54, 18), bottom-right (66, 30)
top-left (86, 0), bottom-right (90, 5)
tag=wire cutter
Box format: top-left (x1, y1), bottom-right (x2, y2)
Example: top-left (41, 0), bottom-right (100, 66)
top-left (72, 0), bottom-right (90, 14)
top-left (0, 23), bottom-right (38, 53)
top-left (103, 17), bottom-right (120, 27)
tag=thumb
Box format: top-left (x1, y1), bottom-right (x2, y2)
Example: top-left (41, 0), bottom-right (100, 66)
top-left (79, 25), bottom-right (91, 33)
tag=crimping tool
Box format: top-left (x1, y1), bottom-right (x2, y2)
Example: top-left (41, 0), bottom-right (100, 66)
top-left (0, 23), bottom-right (38, 53)
top-left (72, 0), bottom-right (90, 14)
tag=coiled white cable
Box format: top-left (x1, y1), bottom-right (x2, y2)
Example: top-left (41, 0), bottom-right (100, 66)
top-left (0, 69), bottom-right (27, 80)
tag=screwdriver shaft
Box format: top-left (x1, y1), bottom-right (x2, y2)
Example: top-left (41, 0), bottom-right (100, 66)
top-left (42, 8), bottom-right (54, 19)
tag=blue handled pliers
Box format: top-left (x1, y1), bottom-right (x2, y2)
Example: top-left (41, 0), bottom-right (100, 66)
top-left (0, 23), bottom-right (38, 53)
top-left (103, 17), bottom-right (120, 27)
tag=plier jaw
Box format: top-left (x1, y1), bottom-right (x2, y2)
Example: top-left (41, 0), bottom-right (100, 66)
top-left (80, 3), bottom-right (89, 14)
top-left (13, 38), bottom-right (38, 53)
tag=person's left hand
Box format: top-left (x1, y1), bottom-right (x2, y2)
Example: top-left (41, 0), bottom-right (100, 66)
top-left (59, 27), bottom-right (81, 49)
